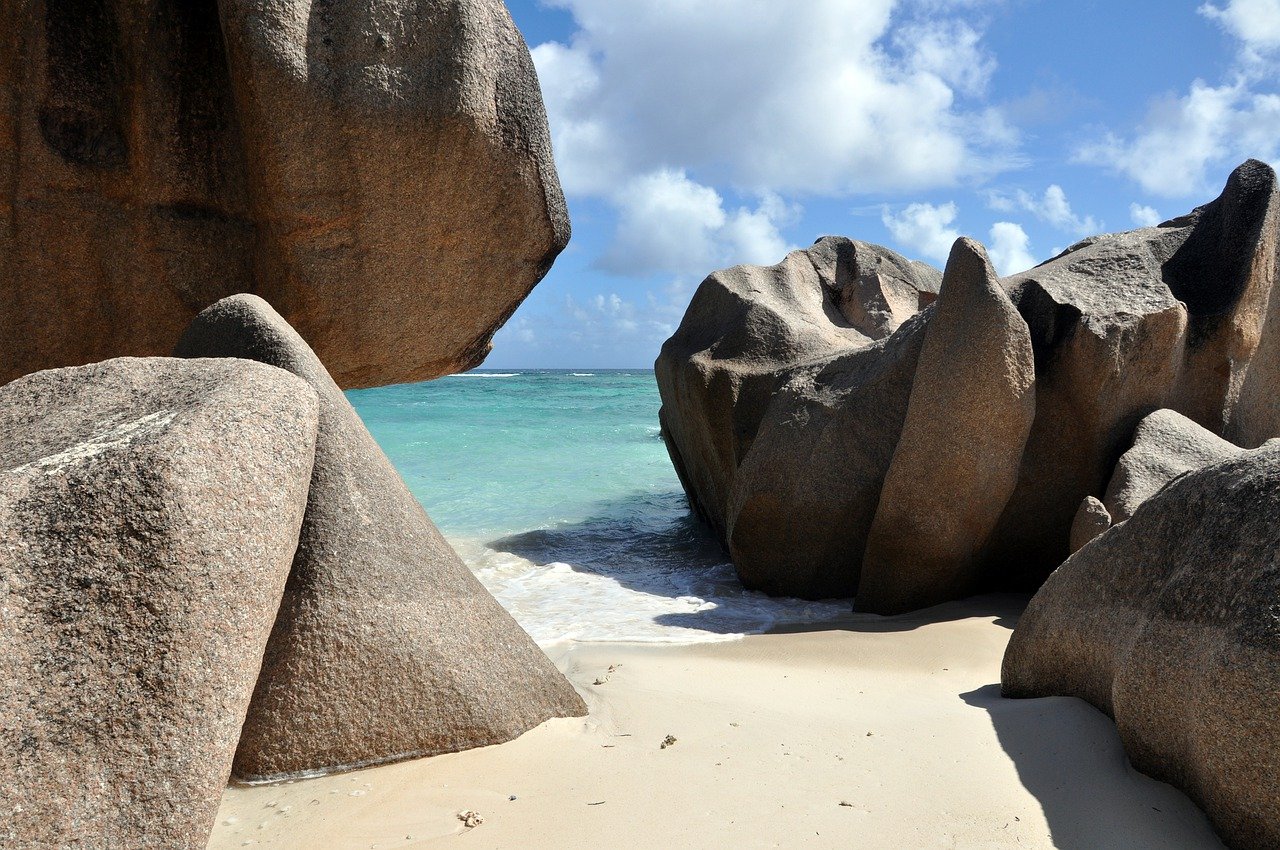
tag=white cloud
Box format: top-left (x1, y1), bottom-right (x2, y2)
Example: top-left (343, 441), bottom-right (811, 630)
top-left (508, 315), bottom-right (537, 344)
top-left (894, 19), bottom-right (996, 98)
top-left (881, 201), bottom-right (961, 264)
top-left (986, 184), bottom-right (1100, 236)
top-left (882, 202), bottom-right (1037, 274)
top-left (1076, 5), bottom-right (1280, 198)
top-left (1200, 0), bottom-right (1280, 63)
top-left (596, 170), bottom-right (725, 276)
top-left (596, 169), bottom-right (796, 277)
top-left (988, 221), bottom-right (1036, 276)
top-left (1076, 79), bottom-right (1280, 197)
top-left (1130, 203), bottom-right (1163, 227)
top-left (533, 0), bottom-right (1016, 198)
top-left (720, 205), bottom-right (793, 268)
top-left (562, 291), bottom-right (671, 347)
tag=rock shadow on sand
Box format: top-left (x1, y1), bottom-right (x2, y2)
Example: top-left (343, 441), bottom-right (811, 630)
top-left (960, 684), bottom-right (1226, 849)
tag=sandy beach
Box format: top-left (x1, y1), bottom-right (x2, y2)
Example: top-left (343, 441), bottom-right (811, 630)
top-left (207, 595), bottom-right (1223, 849)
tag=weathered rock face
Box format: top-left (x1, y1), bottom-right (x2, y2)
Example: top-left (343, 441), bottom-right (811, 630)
top-left (858, 239), bottom-right (1035, 614)
top-left (0, 0), bottom-right (567, 388)
top-left (657, 160), bottom-right (1280, 607)
top-left (176, 295), bottom-right (585, 782)
top-left (655, 236), bottom-right (940, 563)
top-left (1103, 408), bottom-right (1244, 523)
top-left (980, 222), bottom-right (1192, 587)
top-left (1170, 160), bottom-right (1280, 445)
top-left (0, 357), bottom-right (317, 849)
top-left (986, 158), bottom-right (1280, 586)
top-left (1002, 444), bottom-right (1280, 850)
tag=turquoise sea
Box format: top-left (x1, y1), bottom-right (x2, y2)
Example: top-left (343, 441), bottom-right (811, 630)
top-left (348, 369), bottom-right (848, 645)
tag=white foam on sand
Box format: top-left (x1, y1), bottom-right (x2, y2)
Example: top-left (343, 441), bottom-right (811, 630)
top-left (452, 537), bottom-right (850, 646)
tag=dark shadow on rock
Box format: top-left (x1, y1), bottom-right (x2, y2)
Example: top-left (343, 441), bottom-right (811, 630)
top-left (961, 685), bottom-right (1225, 849)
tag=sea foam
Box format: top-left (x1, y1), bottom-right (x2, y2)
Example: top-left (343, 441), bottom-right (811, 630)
top-left (446, 372), bottom-right (519, 378)
top-left (351, 370), bottom-right (852, 646)
top-left (453, 537), bottom-right (849, 646)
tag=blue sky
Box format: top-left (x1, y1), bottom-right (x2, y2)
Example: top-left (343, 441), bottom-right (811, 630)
top-left (484, 0), bottom-right (1280, 369)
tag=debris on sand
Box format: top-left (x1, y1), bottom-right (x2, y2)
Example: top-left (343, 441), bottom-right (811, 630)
top-left (458, 811), bottom-right (484, 829)
top-left (660, 735), bottom-right (678, 749)
top-left (593, 664), bottom-right (623, 686)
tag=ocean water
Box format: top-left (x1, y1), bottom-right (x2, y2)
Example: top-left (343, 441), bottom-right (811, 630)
top-left (347, 369), bottom-right (850, 646)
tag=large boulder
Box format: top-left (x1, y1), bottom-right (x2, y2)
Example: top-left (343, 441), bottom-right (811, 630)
top-left (1002, 443), bottom-right (1280, 849)
top-left (724, 313), bottom-right (929, 598)
top-left (655, 236), bottom-right (940, 556)
top-left (858, 239), bottom-right (1035, 614)
top-left (175, 295), bottom-right (586, 782)
top-left (1103, 408), bottom-right (1243, 523)
top-left (0, 0), bottom-right (567, 388)
top-left (0, 357), bottom-right (317, 849)
top-left (655, 160), bottom-right (1280, 607)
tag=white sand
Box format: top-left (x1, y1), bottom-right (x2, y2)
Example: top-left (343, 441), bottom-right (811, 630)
top-left (207, 595), bottom-right (1225, 849)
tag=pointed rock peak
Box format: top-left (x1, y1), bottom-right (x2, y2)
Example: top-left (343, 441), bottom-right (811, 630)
top-left (938, 237), bottom-right (1000, 301)
top-left (1227, 158), bottom-right (1278, 196)
top-left (1165, 157), bottom-right (1280, 322)
top-left (175, 294), bottom-right (586, 783)
top-left (1203, 157), bottom-right (1278, 228)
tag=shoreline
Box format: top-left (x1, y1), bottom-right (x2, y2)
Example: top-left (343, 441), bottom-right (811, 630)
top-left (208, 595), bottom-right (1223, 849)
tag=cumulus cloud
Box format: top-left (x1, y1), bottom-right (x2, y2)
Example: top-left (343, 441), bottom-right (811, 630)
top-left (533, 0), bottom-right (1016, 198)
top-left (881, 201), bottom-right (961, 264)
top-left (883, 201), bottom-right (1037, 274)
top-left (987, 221), bottom-right (1036, 276)
top-left (1130, 203), bottom-right (1163, 227)
top-left (1076, 79), bottom-right (1280, 197)
top-left (1076, 3), bottom-right (1280, 197)
top-left (596, 169), bottom-right (796, 277)
top-left (1200, 0), bottom-right (1280, 63)
top-left (894, 19), bottom-right (996, 98)
top-left (986, 184), bottom-right (1100, 236)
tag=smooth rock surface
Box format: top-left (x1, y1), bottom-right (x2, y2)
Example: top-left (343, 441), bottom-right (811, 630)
top-left (1003, 443), bottom-right (1280, 849)
top-left (0, 357), bottom-right (317, 849)
top-left (0, 0), bottom-right (566, 387)
top-left (725, 314), bottom-right (929, 598)
top-left (1103, 408), bottom-right (1243, 523)
top-left (176, 295), bottom-right (586, 782)
top-left (1068, 496), bottom-right (1111, 554)
top-left (655, 236), bottom-right (940, 575)
top-left (858, 239), bottom-right (1035, 614)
